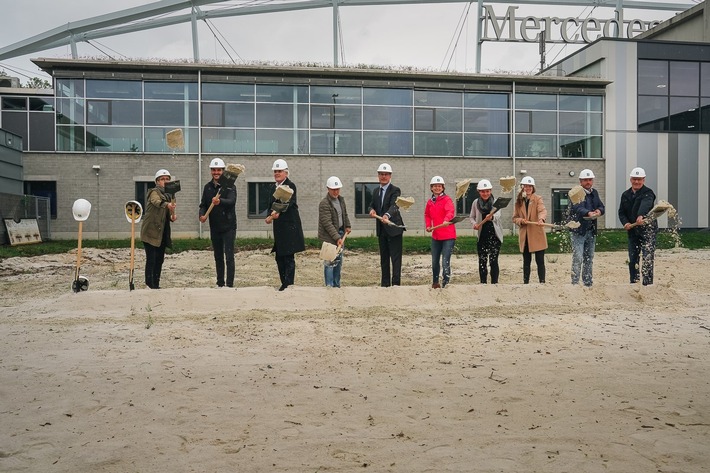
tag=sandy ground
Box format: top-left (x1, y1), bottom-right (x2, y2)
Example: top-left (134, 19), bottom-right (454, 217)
top-left (1, 245), bottom-right (709, 472)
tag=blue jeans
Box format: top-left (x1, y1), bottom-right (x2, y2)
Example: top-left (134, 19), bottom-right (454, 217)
top-left (324, 252), bottom-right (343, 287)
top-left (431, 238), bottom-right (455, 285)
top-left (571, 231), bottom-right (595, 287)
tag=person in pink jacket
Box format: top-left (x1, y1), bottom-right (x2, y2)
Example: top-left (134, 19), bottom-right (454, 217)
top-left (425, 176), bottom-right (456, 288)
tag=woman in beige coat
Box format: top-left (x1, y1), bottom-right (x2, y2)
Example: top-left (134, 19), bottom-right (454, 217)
top-left (512, 176), bottom-right (548, 284)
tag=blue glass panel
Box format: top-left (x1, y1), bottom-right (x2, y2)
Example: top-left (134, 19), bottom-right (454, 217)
top-left (363, 88), bottom-right (412, 106)
top-left (363, 106), bottom-right (412, 130)
top-left (464, 109), bottom-right (508, 133)
top-left (464, 93), bottom-right (508, 109)
top-left (363, 131), bottom-right (413, 156)
top-left (203, 128), bottom-right (255, 153)
top-left (256, 103), bottom-right (308, 128)
top-left (559, 95), bottom-right (602, 111)
top-left (202, 82), bottom-right (254, 101)
top-left (311, 131), bottom-right (361, 155)
top-left (464, 134), bottom-right (508, 157)
top-left (256, 129), bottom-right (308, 154)
top-left (515, 93), bottom-right (556, 110)
top-left (86, 126), bottom-right (141, 152)
top-left (86, 79), bottom-right (141, 99)
top-left (414, 90), bottom-right (461, 107)
top-left (311, 86), bottom-right (361, 105)
top-left (515, 134), bottom-right (557, 157)
top-left (145, 82), bottom-right (198, 100)
top-left (255, 84), bottom-right (308, 103)
top-left (145, 101), bottom-right (198, 126)
top-left (414, 132), bottom-right (462, 156)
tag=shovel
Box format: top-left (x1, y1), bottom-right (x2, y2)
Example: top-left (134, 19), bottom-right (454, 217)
top-left (203, 163), bottom-right (245, 219)
top-left (372, 214), bottom-right (407, 229)
top-left (270, 184), bottom-right (294, 217)
top-left (164, 179), bottom-right (181, 219)
top-left (124, 201), bottom-right (143, 291)
top-left (320, 232), bottom-right (349, 263)
top-left (429, 215), bottom-right (468, 232)
top-left (524, 220), bottom-right (581, 231)
top-left (71, 199), bottom-right (91, 293)
top-left (628, 200), bottom-right (675, 228)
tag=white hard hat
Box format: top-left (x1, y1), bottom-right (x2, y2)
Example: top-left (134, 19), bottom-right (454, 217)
top-left (154, 169), bottom-right (171, 181)
top-left (209, 158), bottom-right (225, 169)
top-left (579, 169), bottom-right (595, 179)
top-left (377, 163), bottom-right (393, 173)
top-left (520, 176), bottom-right (536, 186)
top-left (429, 175), bottom-right (445, 186)
top-left (124, 200), bottom-right (143, 223)
top-left (326, 176), bottom-right (342, 189)
top-left (72, 198), bottom-right (92, 222)
top-left (272, 159), bottom-right (288, 171)
top-left (630, 167), bottom-right (646, 178)
top-left (477, 179), bottom-right (493, 190)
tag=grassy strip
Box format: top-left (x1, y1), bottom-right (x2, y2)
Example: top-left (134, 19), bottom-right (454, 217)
top-left (1, 229), bottom-right (707, 259)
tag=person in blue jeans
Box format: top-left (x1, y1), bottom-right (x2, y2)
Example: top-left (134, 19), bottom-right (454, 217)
top-left (618, 167), bottom-right (658, 286)
top-left (425, 176), bottom-right (456, 288)
top-left (318, 176), bottom-right (351, 287)
top-left (569, 169), bottom-right (605, 287)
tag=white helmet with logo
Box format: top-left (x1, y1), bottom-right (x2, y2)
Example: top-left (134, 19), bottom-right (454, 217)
top-left (377, 163), bottom-right (393, 173)
top-left (579, 169), bottom-right (595, 179)
top-left (477, 179), bottom-right (493, 190)
top-left (520, 176), bottom-right (536, 186)
top-left (154, 169), bottom-right (171, 181)
top-left (209, 158), bottom-right (225, 169)
top-left (272, 159), bottom-right (288, 171)
top-left (326, 176), bottom-right (342, 189)
top-left (72, 198), bottom-right (92, 222)
top-left (429, 175), bottom-right (445, 186)
top-left (630, 167), bottom-right (646, 178)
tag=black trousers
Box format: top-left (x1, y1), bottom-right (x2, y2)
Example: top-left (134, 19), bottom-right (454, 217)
top-left (477, 234), bottom-right (501, 284)
top-left (144, 242), bottom-right (166, 289)
top-left (628, 229), bottom-right (656, 285)
top-left (522, 240), bottom-right (545, 284)
top-left (378, 233), bottom-right (403, 287)
top-left (211, 228), bottom-right (236, 287)
top-left (275, 253), bottom-right (296, 287)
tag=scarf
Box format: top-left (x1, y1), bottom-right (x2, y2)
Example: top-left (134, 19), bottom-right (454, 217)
top-left (477, 195), bottom-right (494, 215)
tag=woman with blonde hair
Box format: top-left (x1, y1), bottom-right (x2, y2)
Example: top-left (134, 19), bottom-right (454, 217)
top-left (512, 176), bottom-right (547, 284)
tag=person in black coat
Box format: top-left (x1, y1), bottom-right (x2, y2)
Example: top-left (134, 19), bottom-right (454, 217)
top-left (368, 163), bottom-right (405, 287)
top-left (618, 167), bottom-right (658, 286)
top-left (265, 159), bottom-right (305, 291)
top-left (199, 158), bottom-right (237, 288)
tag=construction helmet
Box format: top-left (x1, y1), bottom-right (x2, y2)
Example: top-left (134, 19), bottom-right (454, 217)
top-left (72, 198), bottom-right (92, 222)
top-left (326, 176), bottom-right (343, 189)
top-left (124, 200), bottom-right (143, 223)
top-left (429, 175), bottom-right (445, 186)
top-left (579, 169), bottom-right (595, 179)
top-left (520, 176), bottom-right (536, 186)
top-left (377, 163), bottom-right (393, 173)
top-left (154, 169), bottom-right (171, 181)
top-left (477, 179), bottom-right (493, 190)
top-left (272, 159), bottom-right (288, 171)
top-left (209, 158), bottom-right (225, 169)
top-left (630, 167), bottom-right (646, 178)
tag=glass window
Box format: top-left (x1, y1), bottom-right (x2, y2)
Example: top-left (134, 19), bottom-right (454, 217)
top-left (86, 79), bottom-right (141, 99)
top-left (86, 126), bottom-right (142, 152)
top-left (256, 84), bottom-right (308, 103)
top-left (202, 82), bottom-right (254, 101)
top-left (56, 79), bottom-right (84, 98)
top-left (414, 132), bottom-right (462, 156)
top-left (464, 92), bottom-right (508, 109)
top-left (311, 86), bottom-right (361, 105)
top-left (202, 128), bottom-right (255, 153)
top-left (248, 182), bottom-right (274, 217)
top-left (145, 127), bottom-right (198, 153)
top-left (29, 98), bottom-right (53, 112)
top-left (2, 97), bottom-right (27, 110)
top-left (57, 125), bottom-right (85, 151)
top-left (354, 182), bottom-right (379, 216)
top-left (256, 129), bottom-right (308, 154)
top-left (414, 108), bottom-right (461, 132)
top-left (87, 100), bottom-right (142, 125)
top-left (559, 136), bottom-right (602, 158)
top-left (56, 98), bottom-right (85, 125)
top-left (515, 135), bottom-right (557, 157)
top-left (516, 110), bottom-right (556, 134)
top-left (702, 63), bottom-right (710, 97)
top-left (145, 101), bottom-right (198, 126)
top-left (24, 181), bottom-right (57, 219)
top-left (669, 96), bottom-right (700, 131)
top-left (256, 103), bottom-right (308, 128)
top-left (363, 88), bottom-right (412, 106)
top-left (202, 102), bottom-right (254, 127)
top-left (701, 97), bottom-right (710, 132)
top-left (311, 131), bottom-right (361, 155)
top-left (363, 106), bottom-right (412, 130)
top-left (464, 109), bottom-right (508, 133)
top-left (559, 95), bottom-right (602, 111)
top-left (551, 189), bottom-right (572, 224)
top-left (310, 105), bottom-right (361, 129)
top-left (363, 131), bottom-right (413, 156)
top-left (1, 112), bottom-right (28, 149)
top-left (559, 111), bottom-right (602, 135)
top-left (516, 93), bottom-right (556, 110)
top-left (638, 96), bottom-right (668, 131)
top-left (670, 62), bottom-right (699, 97)
top-left (638, 60), bottom-right (668, 96)
top-left (144, 82), bottom-right (197, 100)
top-left (456, 187), bottom-right (478, 215)
top-left (464, 134), bottom-right (509, 157)
top-left (28, 113), bottom-right (55, 151)
top-left (414, 90), bottom-right (461, 107)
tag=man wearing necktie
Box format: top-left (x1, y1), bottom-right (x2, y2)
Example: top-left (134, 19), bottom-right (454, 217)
top-left (368, 163), bottom-right (405, 286)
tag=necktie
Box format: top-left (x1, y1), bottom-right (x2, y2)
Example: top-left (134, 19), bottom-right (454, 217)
top-left (381, 187), bottom-right (386, 207)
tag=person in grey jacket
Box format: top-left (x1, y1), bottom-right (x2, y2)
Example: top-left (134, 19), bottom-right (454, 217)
top-left (469, 179), bottom-right (504, 284)
top-left (141, 168), bottom-right (177, 289)
top-left (318, 176), bottom-right (352, 287)
top-left (569, 169), bottom-right (605, 287)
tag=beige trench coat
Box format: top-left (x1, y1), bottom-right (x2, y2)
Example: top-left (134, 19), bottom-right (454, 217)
top-left (512, 193), bottom-right (548, 253)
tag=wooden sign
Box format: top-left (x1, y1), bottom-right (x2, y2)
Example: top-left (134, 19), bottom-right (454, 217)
top-left (3, 218), bottom-right (42, 246)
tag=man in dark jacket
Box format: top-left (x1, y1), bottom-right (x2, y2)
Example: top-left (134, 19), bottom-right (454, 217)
top-left (265, 159), bottom-right (305, 291)
top-left (368, 163), bottom-right (405, 287)
top-left (569, 169), bottom-right (605, 287)
top-left (618, 167), bottom-right (657, 286)
top-left (199, 158), bottom-right (237, 287)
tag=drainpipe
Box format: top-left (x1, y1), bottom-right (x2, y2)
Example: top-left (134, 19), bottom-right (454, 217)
top-left (198, 69), bottom-right (203, 238)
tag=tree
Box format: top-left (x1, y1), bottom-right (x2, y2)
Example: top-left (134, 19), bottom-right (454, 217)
top-left (23, 77), bottom-right (51, 89)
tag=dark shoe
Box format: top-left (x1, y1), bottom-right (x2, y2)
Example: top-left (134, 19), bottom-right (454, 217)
top-left (278, 284), bottom-right (288, 291)
top-left (442, 280), bottom-right (449, 288)
top-left (432, 283), bottom-right (441, 289)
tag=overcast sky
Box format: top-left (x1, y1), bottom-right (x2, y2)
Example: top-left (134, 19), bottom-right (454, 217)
top-left (0, 0), bottom-right (696, 83)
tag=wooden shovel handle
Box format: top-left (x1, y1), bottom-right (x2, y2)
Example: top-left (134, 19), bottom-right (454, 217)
top-left (524, 221), bottom-right (556, 228)
top-left (203, 189), bottom-right (222, 220)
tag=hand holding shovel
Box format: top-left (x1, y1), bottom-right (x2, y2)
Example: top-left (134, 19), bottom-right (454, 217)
top-left (201, 164), bottom-right (245, 221)
top-left (627, 200), bottom-right (675, 229)
top-left (266, 185), bottom-right (294, 224)
top-left (429, 215), bottom-right (467, 232)
top-left (164, 180), bottom-right (181, 220)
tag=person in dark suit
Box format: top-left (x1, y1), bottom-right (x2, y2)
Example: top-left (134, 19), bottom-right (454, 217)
top-left (368, 163), bottom-right (405, 287)
top-left (265, 159), bottom-right (305, 291)
top-left (618, 167), bottom-right (657, 286)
